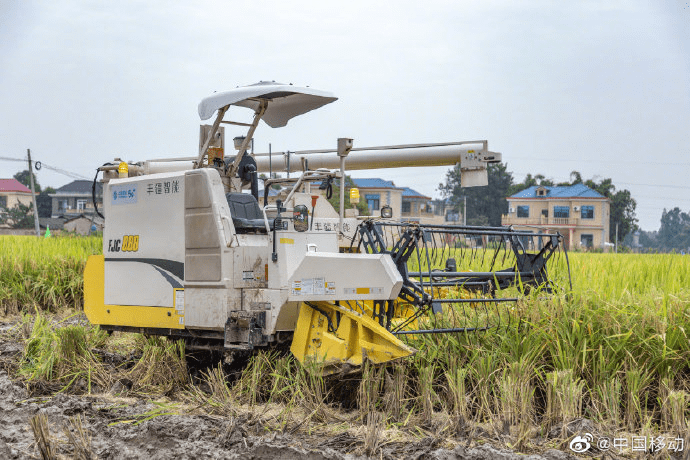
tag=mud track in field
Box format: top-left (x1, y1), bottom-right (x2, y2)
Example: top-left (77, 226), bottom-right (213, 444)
top-left (0, 319), bottom-right (578, 460)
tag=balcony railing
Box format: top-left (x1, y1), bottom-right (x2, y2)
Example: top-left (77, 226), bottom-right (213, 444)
top-left (501, 215), bottom-right (602, 228)
top-left (401, 210), bottom-right (435, 218)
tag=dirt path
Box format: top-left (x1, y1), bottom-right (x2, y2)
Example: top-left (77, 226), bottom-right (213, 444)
top-left (0, 319), bottom-right (578, 459)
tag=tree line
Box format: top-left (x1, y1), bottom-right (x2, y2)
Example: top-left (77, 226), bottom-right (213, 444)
top-left (636, 208), bottom-right (690, 252)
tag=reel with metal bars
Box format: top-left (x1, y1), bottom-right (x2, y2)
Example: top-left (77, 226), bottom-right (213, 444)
top-left (348, 220), bottom-right (573, 337)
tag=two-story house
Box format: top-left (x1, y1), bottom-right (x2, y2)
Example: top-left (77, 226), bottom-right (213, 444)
top-left (400, 187), bottom-right (448, 224)
top-left (349, 179), bottom-right (453, 224)
top-left (50, 180), bottom-right (103, 218)
top-left (350, 178), bottom-right (403, 218)
top-left (501, 184), bottom-right (610, 250)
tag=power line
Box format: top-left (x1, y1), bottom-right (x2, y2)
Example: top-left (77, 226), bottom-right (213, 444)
top-left (617, 182), bottom-right (690, 190)
top-left (509, 157), bottom-right (690, 167)
top-left (0, 156), bottom-right (25, 162)
top-left (0, 155), bottom-right (89, 180)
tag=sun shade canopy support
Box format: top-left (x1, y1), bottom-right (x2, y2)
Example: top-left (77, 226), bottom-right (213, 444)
top-left (194, 81), bottom-right (337, 171)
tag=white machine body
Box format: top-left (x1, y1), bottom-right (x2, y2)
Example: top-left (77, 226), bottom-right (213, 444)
top-left (90, 81), bottom-right (501, 352)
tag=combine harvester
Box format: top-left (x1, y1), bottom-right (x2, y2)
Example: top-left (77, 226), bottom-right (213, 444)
top-left (84, 82), bottom-right (570, 373)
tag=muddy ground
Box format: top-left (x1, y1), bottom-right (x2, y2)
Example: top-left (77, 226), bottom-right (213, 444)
top-left (0, 318), bottom-right (582, 459)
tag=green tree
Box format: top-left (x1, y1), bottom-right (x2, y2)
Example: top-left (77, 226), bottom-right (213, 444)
top-left (658, 207), bottom-right (690, 251)
top-left (608, 189), bottom-right (638, 243)
top-left (37, 187), bottom-right (56, 218)
top-left (637, 230), bottom-right (658, 249)
top-left (507, 173), bottom-right (554, 196)
top-left (13, 170), bottom-right (41, 194)
top-left (439, 162), bottom-right (514, 226)
top-left (577, 174), bottom-right (637, 242)
top-left (0, 202), bottom-right (35, 228)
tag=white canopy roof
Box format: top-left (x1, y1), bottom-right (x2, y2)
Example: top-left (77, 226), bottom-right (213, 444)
top-left (197, 81), bottom-right (337, 128)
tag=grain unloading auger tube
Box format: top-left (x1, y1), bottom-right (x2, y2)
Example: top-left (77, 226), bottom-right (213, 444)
top-left (84, 81), bottom-right (508, 374)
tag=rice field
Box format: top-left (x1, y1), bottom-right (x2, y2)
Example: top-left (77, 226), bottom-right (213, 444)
top-left (0, 235), bottom-right (101, 314)
top-left (1, 234), bottom-right (689, 448)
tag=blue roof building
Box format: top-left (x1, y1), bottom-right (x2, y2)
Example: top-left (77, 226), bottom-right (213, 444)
top-left (509, 184), bottom-right (605, 199)
top-left (502, 184), bottom-right (611, 251)
top-left (348, 178), bottom-right (450, 223)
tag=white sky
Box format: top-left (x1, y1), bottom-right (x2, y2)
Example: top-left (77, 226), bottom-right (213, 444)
top-left (1, 0), bottom-right (688, 231)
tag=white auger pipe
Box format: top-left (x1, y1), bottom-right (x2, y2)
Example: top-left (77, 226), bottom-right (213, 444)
top-left (254, 144), bottom-right (500, 173)
top-left (112, 142), bottom-right (501, 188)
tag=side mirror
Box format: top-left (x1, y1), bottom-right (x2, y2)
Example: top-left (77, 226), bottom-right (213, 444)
top-left (293, 204), bottom-right (309, 232)
top-left (381, 205), bottom-right (393, 219)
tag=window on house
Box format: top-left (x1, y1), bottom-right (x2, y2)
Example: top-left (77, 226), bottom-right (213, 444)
top-left (0, 196), bottom-right (6, 209)
top-left (365, 194), bottom-right (380, 211)
top-left (580, 234), bottom-right (593, 247)
top-left (581, 205), bottom-right (594, 219)
top-left (59, 199), bottom-right (69, 212)
top-left (445, 211), bottom-right (459, 222)
top-left (77, 199), bottom-right (86, 211)
top-left (541, 209), bottom-right (548, 218)
top-left (554, 206), bottom-right (570, 218)
top-left (402, 201), bottom-right (411, 213)
top-left (517, 205), bottom-right (529, 218)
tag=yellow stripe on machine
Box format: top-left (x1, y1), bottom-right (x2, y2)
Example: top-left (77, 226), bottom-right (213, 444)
top-left (290, 301), bottom-right (416, 374)
top-left (84, 255), bottom-right (184, 329)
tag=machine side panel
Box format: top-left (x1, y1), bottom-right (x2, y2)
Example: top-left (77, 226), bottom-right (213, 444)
top-left (287, 253), bottom-right (403, 302)
top-left (183, 168), bottom-right (235, 330)
top-left (103, 173), bottom-right (185, 307)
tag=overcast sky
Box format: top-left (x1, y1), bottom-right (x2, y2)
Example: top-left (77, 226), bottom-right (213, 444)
top-left (1, 1), bottom-right (688, 231)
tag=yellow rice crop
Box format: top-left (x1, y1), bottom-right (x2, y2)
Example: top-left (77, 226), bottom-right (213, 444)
top-left (0, 235), bottom-right (101, 314)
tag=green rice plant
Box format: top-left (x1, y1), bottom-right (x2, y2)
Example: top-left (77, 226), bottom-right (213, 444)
top-left (383, 362), bottom-right (409, 422)
top-left (413, 358), bottom-right (439, 423)
top-left (497, 358), bottom-right (537, 449)
top-left (127, 336), bottom-right (187, 394)
top-left (544, 369), bottom-right (584, 432)
top-left (444, 357), bottom-right (469, 421)
top-left (19, 313), bottom-right (109, 393)
top-left (468, 350), bottom-right (498, 422)
top-left (183, 362), bottom-right (240, 418)
top-left (203, 363), bottom-right (237, 412)
top-left (592, 376), bottom-right (622, 427)
top-left (294, 357), bottom-right (330, 423)
top-left (666, 390), bottom-right (688, 434)
top-left (267, 354), bottom-right (298, 404)
top-left (233, 350), bottom-right (279, 405)
top-left (358, 359), bottom-right (384, 417)
top-left (624, 365), bottom-right (652, 432)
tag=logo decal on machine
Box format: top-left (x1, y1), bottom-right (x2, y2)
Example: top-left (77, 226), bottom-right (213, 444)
top-left (111, 184), bottom-right (137, 205)
top-left (108, 235), bottom-right (139, 252)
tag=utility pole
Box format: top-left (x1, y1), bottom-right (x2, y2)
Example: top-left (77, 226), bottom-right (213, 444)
top-left (27, 149), bottom-right (41, 237)
top-left (463, 196), bottom-right (467, 226)
top-left (615, 222), bottom-right (619, 253)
